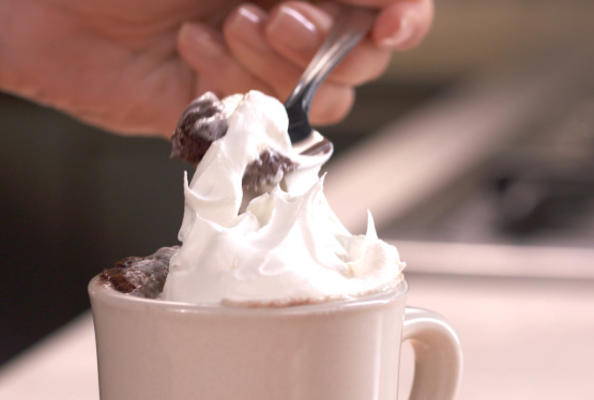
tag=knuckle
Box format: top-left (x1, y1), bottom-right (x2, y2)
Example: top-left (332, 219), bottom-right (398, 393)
top-left (330, 49), bottom-right (391, 86)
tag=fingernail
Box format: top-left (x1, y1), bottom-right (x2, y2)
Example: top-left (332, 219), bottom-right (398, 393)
top-left (267, 5), bottom-right (321, 51)
top-left (378, 15), bottom-right (415, 49)
top-left (180, 23), bottom-right (225, 58)
top-left (226, 5), bottom-right (269, 52)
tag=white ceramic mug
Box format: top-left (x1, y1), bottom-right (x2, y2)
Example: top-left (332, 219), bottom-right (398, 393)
top-left (89, 276), bottom-right (462, 399)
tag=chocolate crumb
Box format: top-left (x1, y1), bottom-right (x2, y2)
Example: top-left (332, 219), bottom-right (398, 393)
top-left (100, 246), bottom-right (179, 298)
top-left (171, 92), bottom-right (228, 165)
top-left (242, 149), bottom-right (297, 202)
top-left (114, 256), bottom-right (143, 270)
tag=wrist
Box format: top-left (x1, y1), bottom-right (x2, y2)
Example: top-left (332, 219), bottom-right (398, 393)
top-left (0, 1), bottom-right (20, 93)
top-left (0, 0), bottom-right (49, 102)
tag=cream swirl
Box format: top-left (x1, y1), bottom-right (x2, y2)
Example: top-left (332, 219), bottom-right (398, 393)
top-left (161, 91), bottom-right (404, 305)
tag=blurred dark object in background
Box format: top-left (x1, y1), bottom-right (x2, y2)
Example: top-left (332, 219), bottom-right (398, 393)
top-left (490, 99), bottom-right (594, 237)
top-left (492, 159), bottom-right (594, 236)
top-left (383, 82), bottom-right (594, 247)
top-left (0, 93), bottom-right (184, 364)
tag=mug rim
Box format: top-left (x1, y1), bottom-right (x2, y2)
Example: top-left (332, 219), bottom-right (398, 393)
top-left (88, 274), bottom-right (408, 316)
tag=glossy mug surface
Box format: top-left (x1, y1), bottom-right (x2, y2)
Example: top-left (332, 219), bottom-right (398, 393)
top-left (89, 276), bottom-right (461, 400)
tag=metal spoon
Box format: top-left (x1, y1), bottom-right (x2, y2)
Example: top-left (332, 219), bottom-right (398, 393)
top-left (285, 5), bottom-right (376, 143)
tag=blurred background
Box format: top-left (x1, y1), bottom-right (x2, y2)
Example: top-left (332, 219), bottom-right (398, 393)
top-left (1, 0), bottom-right (594, 398)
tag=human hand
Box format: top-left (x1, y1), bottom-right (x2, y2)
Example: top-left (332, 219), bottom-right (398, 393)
top-left (1, 0), bottom-right (433, 137)
top-left (180, 0), bottom-right (434, 132)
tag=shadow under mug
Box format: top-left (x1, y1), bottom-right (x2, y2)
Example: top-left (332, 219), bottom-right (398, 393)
top-left (89, 276), bottom-right (462, 399)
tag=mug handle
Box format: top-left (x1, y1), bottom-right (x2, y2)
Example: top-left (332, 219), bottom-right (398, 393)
top-left (402, 307), bottom-right (463, 399)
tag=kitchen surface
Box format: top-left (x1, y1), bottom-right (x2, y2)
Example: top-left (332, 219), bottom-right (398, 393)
top-left (2, 0), bottom-right (594, 398)
top-left (2, 272), bottom-right (594, 399)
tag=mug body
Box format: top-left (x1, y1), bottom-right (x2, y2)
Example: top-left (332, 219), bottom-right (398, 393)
top-left (89, 276), bottom-right (408, 400)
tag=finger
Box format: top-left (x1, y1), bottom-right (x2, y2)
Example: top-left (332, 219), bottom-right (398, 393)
top-left (177, 22), bottom-right (273, 98)
top-left (265, 2), bottom-right (391, 86)
top-left (223, 4), bottom-right (354, 124)
top-left (310, 85), bottom-right (354, 125)
top-left (372, 0), bottom-right (434, 50)
top-left (334, 0), bottom-right (422, 7)
top-left (223, 5), bottom-right (298, 95)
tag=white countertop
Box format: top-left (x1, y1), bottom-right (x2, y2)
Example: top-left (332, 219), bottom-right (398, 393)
top-left (2, 271), bottom-right (593, 400)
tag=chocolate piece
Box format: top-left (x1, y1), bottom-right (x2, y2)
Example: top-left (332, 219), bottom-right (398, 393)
top-left (242, 149), bottom-right (297, 202)
top-left (300, 138), bottom-right (333, 156)
top-left (171, 92), bottom-right (228, 165)
top-left (101, 246), bottom-right (179, 298)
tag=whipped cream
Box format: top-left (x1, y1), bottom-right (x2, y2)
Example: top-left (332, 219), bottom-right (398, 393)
top-left (161, 91), bottom-right (405, 305)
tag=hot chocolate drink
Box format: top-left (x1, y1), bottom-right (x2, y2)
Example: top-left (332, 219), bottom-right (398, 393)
top-left (90, 91), bottom-right (461, 400)
top-left (99, 90), bottom-right (405, 306)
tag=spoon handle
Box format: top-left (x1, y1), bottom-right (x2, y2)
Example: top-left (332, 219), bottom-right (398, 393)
top-left (285, 6), bottom-right (376, 114)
